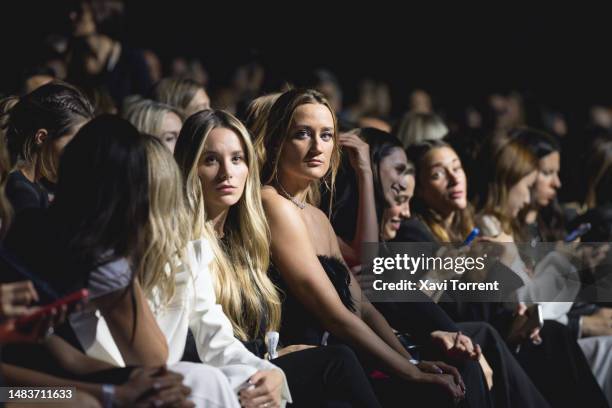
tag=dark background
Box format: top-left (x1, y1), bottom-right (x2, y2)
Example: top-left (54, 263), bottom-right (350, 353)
top-left (2, 3), bottom-right (611, 121)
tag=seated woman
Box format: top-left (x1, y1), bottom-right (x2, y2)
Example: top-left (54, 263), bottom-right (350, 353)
top-left (515, 128), bottom-right (612, 406)
top-left (174, 108), bottom-right (382, 407)
top-left (249, 93), bottom-right (378, 266)
top-left (2, 82), bottom-right (94, 212)
top-left (254, 88), bottom-right (491, 407)
top-left (4, 115), bottom-right (240, 408)
top-left (401, 138), bottom-right (608, 408)
top-left (358, 128), bottom-right (549, 408)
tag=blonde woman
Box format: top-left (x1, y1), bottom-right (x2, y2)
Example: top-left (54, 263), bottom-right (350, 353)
top-left (124, 99), bottom-right (183, 152)
top-left (135, 135), bottom-right (290, 408)
top-left (174, 109), bottom-right (382, 408)
top-left (151, 77), bottom-right (210, 118)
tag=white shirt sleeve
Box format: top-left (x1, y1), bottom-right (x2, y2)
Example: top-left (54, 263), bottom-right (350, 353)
top-left (187, 239), bottom-right (292, 404)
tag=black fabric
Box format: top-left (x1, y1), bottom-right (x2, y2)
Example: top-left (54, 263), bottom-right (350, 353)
top-left (393, 217), bottom-right (439, 245)
top-left (273, 254), bottom-right (491, 407)
top-left (4, 208), bottom-right (88, 297)
top-left (515, 320), bottom-right (609, 408)
top-left (458, 322), bottom-right (550, 408)
top-left (105, 46), bottom-right (153, 107)
top-left (5, 171), bottom-right (49, 214)
top-left (272, 345), bottom-right (381, 408)
top-left (272, 255), bottom-right (355, 346)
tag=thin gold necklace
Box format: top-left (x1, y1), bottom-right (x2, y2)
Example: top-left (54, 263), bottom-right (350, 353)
top-left (276, 180), bottom-right (306, 209)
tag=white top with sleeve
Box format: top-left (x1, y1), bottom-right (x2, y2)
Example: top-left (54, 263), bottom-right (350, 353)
top-left (70, 240), bottom-right (291, 405)
top-left (149, 238), bottom-right (291, 404)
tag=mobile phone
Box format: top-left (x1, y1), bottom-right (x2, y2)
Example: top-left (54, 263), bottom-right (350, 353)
top-left (15, 289), bottom-right (89, 328)
top-left (564, 223), bottom-right (592, 242)
top-left (524, 304), bottom-right (544, 330)
top-left (463, 227), bottom-right (480, 246)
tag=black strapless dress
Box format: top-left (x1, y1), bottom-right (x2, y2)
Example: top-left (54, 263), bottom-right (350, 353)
top-left (270, 255), bottom-right (355, 346)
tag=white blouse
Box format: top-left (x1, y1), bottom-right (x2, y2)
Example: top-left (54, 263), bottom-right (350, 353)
top-left (71, 239), bottom-right (291, 405)
top-left (150, 238), bottom-right (291, 403)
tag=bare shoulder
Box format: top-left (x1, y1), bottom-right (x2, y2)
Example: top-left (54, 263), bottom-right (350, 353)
top-left (308, 205), bottom-right (331, 222)
top-left (261, 185), bottom-right (305, 226)
top-left (261, 185), bottom-right (286, 205)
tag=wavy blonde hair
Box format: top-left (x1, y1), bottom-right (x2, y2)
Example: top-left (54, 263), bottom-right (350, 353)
top-left (174, 109), bottom-right (281, 341)
top-left (138, 137), bottom-right (191, 308)
top-left (254, 88), bottom-right (341, 208)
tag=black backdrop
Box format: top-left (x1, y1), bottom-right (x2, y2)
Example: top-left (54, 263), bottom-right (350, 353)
top-left (2, 3), bottom-right (611, 125)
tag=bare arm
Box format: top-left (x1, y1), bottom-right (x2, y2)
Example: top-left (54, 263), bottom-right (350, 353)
top-left (329, 222), bottom-right (411, 359)
top-left (3, 364), bottom-right (105, 400)
top-left (263, 192), bottom-right (418, 381)
top-left (338, 132), bottom-right (378, 264)
top-left (93, 280), bottom-right (168, 366)
top-left (45, 335), bottom-right (116, 375)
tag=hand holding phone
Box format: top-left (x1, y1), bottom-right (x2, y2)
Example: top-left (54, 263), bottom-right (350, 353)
top-left (15, 289), bottom-right (89, 329)
top-left (564, 223), bottom-right (591, 242)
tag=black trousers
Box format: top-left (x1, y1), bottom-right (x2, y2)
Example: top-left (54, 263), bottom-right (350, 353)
top-left (458, 321), bottom-right (550, 408)
top-left (515, 320), bottom-right (609, 408)
top-left (272, 345), bottom-right (382, 408)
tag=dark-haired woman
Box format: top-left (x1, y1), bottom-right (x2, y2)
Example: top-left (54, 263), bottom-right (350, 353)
top-left (4, 116), bottom-right (240, 407)
top-left (2, 82), bottom-right (94, 213)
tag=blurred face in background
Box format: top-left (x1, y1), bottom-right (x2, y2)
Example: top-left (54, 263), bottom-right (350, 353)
top-left (507, 170), bottom-right (537, 217)
top-left (185, 88), bottom-right (211, 117)
top-left (419, 147), bottom-right (467, 217)
top-left (533, 152), bottom-right (561, 207)
top-left (378, 147), bottom-right (413, 206)
top-left (381, 174), bottom-right (414, 240)
top-left (158, 112), bottom-right (182, 152)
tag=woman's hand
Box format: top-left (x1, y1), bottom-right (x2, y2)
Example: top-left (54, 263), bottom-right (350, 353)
top-left (239, 369), bottom-right (283, 408)
top-left (116, 366), bottom-right (193, 408)
top-left (413, 361), bottom-right (465, 401)
top-left (431, 330), bottom-right (481, 361)
top-left (0, 306), bottom-right (65, 345)
top-left (582, 308), bottom-right (612, 337)
top-left (507, 303), bottom-right (542, 345)
top-left (276, 344), bottom-right (315, 357)
top-left (339, 131), bottom-right (372, 176)
top-left (1, 281), bottom-right (39, 319)
top-left (479, 354), bottom-right (494, 390)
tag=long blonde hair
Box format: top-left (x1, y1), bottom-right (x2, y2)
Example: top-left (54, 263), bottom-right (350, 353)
top-left (255, 88), bottom-right (341, 208)
top-left (174, 109), bottom-right (281, 341)
top-left (139, 137), bottom-right (191, 308)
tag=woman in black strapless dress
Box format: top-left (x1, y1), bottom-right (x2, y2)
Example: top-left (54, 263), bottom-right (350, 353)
top-left (256, 88), bottom-right (492, 408)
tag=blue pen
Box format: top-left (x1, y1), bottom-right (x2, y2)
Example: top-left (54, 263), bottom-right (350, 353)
top-left (463, 227), bottom-right (480, 246)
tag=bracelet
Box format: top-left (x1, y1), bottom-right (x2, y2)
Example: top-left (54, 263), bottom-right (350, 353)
top-left (101, 384), bottom-right (115, 408)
